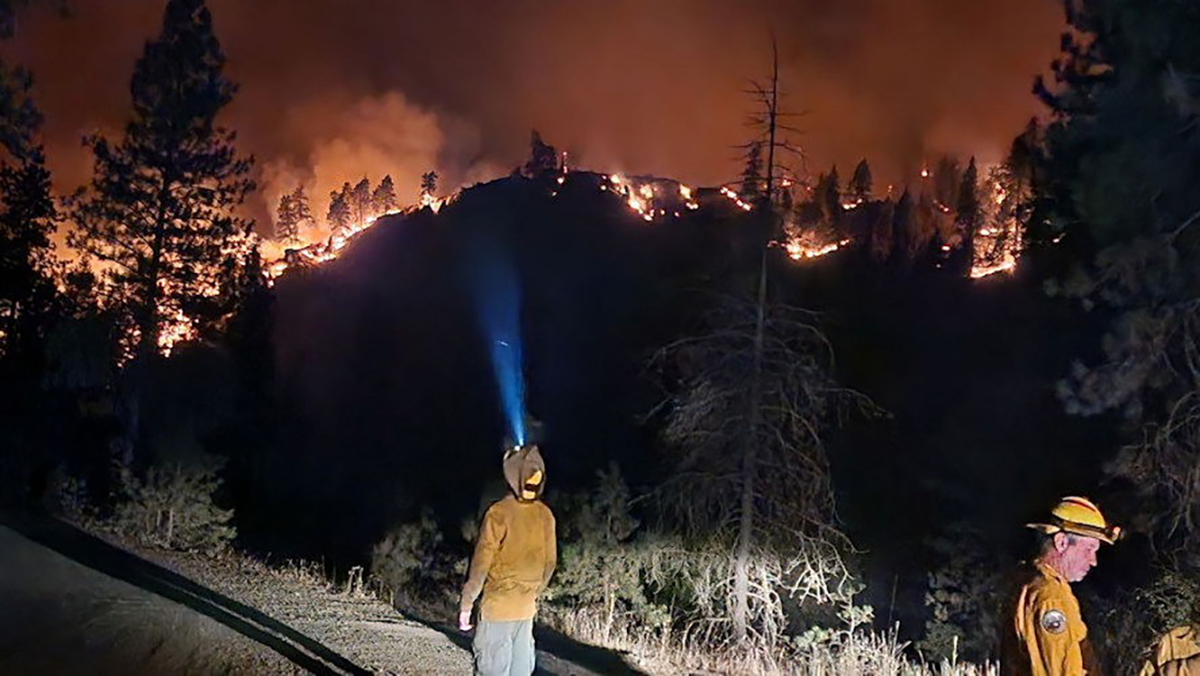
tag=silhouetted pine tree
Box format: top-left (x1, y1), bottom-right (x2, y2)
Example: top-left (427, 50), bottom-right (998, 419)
top-left (522, 130), bottom-right (558, 180)
top-left (327, 182), bottom-right (351, 235)
top-left (373, 174), bottom-right (398, 214)
top-left (69, 0), bottom-right (254, 359)
top-left (945, 157), bottom-right (979, 276)
top-left (849, 158), bottom-right (872, 205)
top-left (739, 140), bottom-right (763, 202)
top-left (349, 177), bottom-right (371, 225)
top-left (0, 61), bottom-right (55, 365)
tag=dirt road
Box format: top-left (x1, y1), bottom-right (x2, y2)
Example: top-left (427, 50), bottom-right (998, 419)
top-left (0, 515), bottom-right (463, 674)
top-left (0, 514), bottom-right (641, 675)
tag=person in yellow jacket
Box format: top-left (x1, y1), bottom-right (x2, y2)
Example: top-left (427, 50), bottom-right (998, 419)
top-left (1002, 496), bottom-right (1122, 675)
top-left (459, 444), bottom-right (557, 676)
top-left (1141, 625), bottom-right (1200, 676)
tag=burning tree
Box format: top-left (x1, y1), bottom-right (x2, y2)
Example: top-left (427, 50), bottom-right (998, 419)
top-left (69, 0), bottom-right (254, 359)
top-left (418, 171), bottom-right (437, 207)
top-left (945, 157), bottom-right (980, 277)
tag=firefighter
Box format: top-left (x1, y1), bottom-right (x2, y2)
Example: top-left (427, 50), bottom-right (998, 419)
top-left (459, 444), bottom-right (557, 676)
top-left (1141, 625), bottom-right (1200, 676)
top-left (1002, 496), bottom-right (1122, 675)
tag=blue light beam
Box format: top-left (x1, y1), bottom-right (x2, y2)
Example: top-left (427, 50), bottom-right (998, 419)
top-left (471, 240), bottom-right (528, 447)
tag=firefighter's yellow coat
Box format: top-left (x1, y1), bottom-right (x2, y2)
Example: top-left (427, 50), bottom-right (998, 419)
top-left (1003, 562), bottom-right (1097, 675)
top-left (1140, 626), bottom-right (1200, 676)
top-left (459, 446), bottom-right (557, 623)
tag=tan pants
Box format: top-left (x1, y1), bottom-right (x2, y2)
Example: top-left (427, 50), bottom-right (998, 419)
top-left (473, 618), bottom-right (535, 676)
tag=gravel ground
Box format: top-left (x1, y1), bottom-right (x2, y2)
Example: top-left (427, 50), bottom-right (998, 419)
top-left (0, 514), bottom-right (636, 675)
top-left (93, 537), bottom-right (475, 674)
top-left (0, 523), bottom-right (295, 675)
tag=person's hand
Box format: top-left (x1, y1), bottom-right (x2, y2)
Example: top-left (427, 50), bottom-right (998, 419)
top-left (458, 610), bottom-right (473, 631)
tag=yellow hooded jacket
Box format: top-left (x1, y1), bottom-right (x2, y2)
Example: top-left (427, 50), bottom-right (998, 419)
top-left (459, 445), bottom-right (557, 623)
top-left (1003, 561), bottom-right (1098, 676)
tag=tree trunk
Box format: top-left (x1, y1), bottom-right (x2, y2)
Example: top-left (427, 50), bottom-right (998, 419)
top-left (733, 251), bottom-right (769, 645)
top-left (138, 175), bottom-right (172, 359)
top-left (733, 38), bottom-right (779, 648)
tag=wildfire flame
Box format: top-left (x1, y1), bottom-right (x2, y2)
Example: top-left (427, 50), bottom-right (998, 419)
top-left (262, 189), bottom-right (457, 284)
top-left (604, 174), bottom-right (698, 222)
top-left (718, 186), bottom-right (754, 212)
top-left (969, 167), bottom-right (1025, 279)
top-left (156, 307), bottom-right (197, 357)
top-left (785, 236), bottom-right (850, 260)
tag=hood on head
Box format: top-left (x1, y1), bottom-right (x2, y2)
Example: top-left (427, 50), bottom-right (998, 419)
top-left (503, 444), bottom-right (546, 501)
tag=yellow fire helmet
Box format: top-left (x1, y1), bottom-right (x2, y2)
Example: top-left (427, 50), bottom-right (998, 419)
top-left (1027, 496), bottom-right (1122, 545)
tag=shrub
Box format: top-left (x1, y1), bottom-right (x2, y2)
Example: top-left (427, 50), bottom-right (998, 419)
top-left (109, 459), bottom-right (236, 554)
top-left (548, 464), bottom-right (671, 640)
top-left (370, 508), bottom-right (463, 613)
top-left (917, 525), bottom-right (1002, 663)
top-left (1091, 565), bottom-right (1200, 672)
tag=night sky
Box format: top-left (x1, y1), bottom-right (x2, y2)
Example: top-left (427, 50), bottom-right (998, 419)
top-left (7, 0), bottom-right (1062, 230)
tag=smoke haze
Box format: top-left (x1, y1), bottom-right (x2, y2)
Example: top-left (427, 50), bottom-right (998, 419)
top-left (5, 0), bottom-right (1063, 231)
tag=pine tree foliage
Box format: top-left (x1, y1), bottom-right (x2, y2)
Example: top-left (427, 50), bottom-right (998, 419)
top-left (945, 158), bottom-right (980, 276)
top-left (522, 130), bottom-right (559, 180)
top-left (849, 159), bottom-right (872, 205)
top-left (0, 61), bottom-right (54, 363)
top-left (372, 174), bottom-right (398, 214)
top-left (350, 176), bottom-right (371, 225)
top-left (1040, 0), bottom-right (1200, 559)
top-left (549, 464), bottom-right (671, 639)
top-left (740, 140), bottom-right (764, 203)
top-left (418, 171), bottom-right (437, 201)
top-left (327, 182), bottom-right (351, 235)
top-left (813, 167), bottom-right (841, 224)
top-left (274, 184), bottom-right (311, 243)
top-left (68, 0), bottom-right (254, 358)
top-left (111, 460), bottom-right (236, 554)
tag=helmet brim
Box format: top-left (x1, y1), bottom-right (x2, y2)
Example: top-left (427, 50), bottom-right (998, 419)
top-left (1026, 520), bottom-right (1122, 545)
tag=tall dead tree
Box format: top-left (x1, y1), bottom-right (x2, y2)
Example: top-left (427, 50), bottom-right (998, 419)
top-left (655, 40), bottom-right (861, 652)
top-left (734, 36), bottom-right (810, 647)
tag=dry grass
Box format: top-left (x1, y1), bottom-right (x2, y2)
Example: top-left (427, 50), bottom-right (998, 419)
top-left (545, 607), bottom-right (997, 676)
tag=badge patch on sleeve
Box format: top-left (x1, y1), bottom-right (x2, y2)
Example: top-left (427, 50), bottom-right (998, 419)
top-left (1040, 609), bottom-right (1067, 634)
